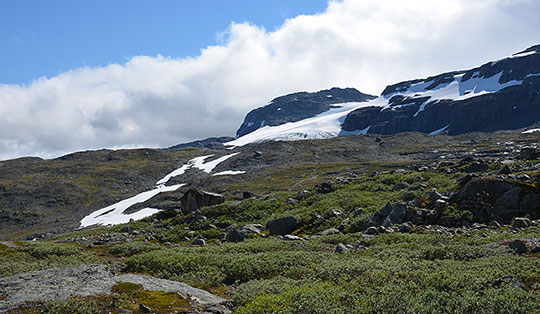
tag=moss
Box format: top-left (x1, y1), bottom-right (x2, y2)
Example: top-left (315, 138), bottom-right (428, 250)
top-left (112, 282), bottom-right (192, 312)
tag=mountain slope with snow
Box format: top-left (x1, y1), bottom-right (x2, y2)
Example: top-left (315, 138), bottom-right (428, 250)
top-left (226, 44), bottom-right (540, 147)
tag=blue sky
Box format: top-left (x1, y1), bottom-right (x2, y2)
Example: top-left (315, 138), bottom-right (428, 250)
top-left (0, 0), bottom-right (328, 84)
top-left (0, 0), bottom-right (539, 160)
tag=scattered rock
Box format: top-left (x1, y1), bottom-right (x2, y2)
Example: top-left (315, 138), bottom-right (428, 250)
top-left (464, 162), bottom-right (489, 173)
top-left (320, 228), bottom-right (340, 236)
top-left (315, 182), bottom-right (333, 194)
top-left (512, 217), bottom-right (531, 229)
top-left (283, 234), bottom-right (303, 241)
top-left (224, 230), bottom-right (249, 243)
top-left (267, 216), bottom-right (298, 235)
top-left (242, 192), bottom-right (257, 199)
top-left (139, 304), bottom-right (151, 313)
top-left (365, 226), bottom-right (378, 235)
top-left (334, 243), bottom-right (350, 254)
top-left (0, 264), bottom-right (226, 311)
top-left (286, 198), bottom-right (299, 205)
top-left (192, 238), bottom-right (206, 246)
top-left (295, 190), bottom-right (312, 200)
top-left (491, 275), bottom-right (526, 290)
top-left (508, 240), bottom-right (528, 254)
top-left (392, 182), bottom-right (409, 191)
top-left (399, 222), bottom-right (414, 233)
top-left (180, 188), bottom-right (225, 213)
top-left (498, 165), bottom-right (512, 175)
top-left (242, 224), bottom-right (264, 234)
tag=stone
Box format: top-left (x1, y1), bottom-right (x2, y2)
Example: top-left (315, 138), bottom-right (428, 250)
top-left (392, 182), bottom-right (409, 191)
top-left (508, 240), bottom-right (528, 254)
top-left (334, 243), bottom-right (350, 254)
top-left (242, 192), bottom-right (257, 199)
top-left (283, 234), bottom-right (303, 241)
top-left (316, 182), bottom-right (333, 194)
top-left (382, 203), bottom-right (407, 227)
top-left (267, 216), bottom-right (298, 235)
top-left (337, 218), bottom-right (350, 231)
top-left (242, 224), bottom-right (264, 234)
top-left (438, 216), bottom-right (457, 227)
top-left (433, 199), bottom-right (447, 210)
top-left (520, 146), bottom-right (539, 160)
top-left (326, 209), bottom-right (344, 218)
top-left (530, 246), bottom-right (540, 253)
top-left (498, 165), bottom-right (512, 175)
top-left (399, 221), bottom-right (414, 233)
top-left (192, 239), bottom-right (206, 246)
top-left (464, 162), bottom-right (489, 173)
top-left (365, 226), bottom-right (378, 235)
top-left (320, 228), bottom-right (341, 236)
top-left (118, 310), bottom-right (133, 314)
top-left (180, 188), bottom-right (225, 213)
top-left (295, 190), bottom-right (312, 200)
top-left (139, 304), bottom-right (151, 313)
top-left (286, 198), bottom-right (299, 205)
top-left (491, 275), bottom-right (526, 290)
top-left (0, 264), bottom-right (226, 312)
top-left (224, 230), bottom-right (249, 243)
top-left (512, 217), bottom-right (531, 229)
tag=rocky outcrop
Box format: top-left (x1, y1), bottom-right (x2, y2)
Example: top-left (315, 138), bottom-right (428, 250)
top-left (236, 88), bottom-right (376, 137)
top-left (168, 136), bottom-right (235, 150)
top-left (455, 177), bottom-right (540, 223)
top-left (0, 264), bottom-right (227, 311)
top-left (180, 188), bottom-right (225, 213)
top-left (342, 44), bottom-right (540, 135)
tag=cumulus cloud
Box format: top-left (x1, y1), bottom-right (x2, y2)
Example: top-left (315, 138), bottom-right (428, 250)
top-left (1, 0), bottom-right (539, 160)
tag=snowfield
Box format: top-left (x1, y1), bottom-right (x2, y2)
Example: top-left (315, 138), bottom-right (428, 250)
top-left (227, 51), bottom-right (539, 147)
top-left (80, 153), bottom-right (242, 227)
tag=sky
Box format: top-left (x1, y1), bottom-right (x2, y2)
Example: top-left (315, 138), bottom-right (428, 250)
top-left (0, 0), bottom-right (539, 160)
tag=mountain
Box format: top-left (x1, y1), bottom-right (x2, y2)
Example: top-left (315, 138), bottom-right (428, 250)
top-left (227, 44), bottom-right (540, 147)
top-left (235, 87), bottom-right (376, 137)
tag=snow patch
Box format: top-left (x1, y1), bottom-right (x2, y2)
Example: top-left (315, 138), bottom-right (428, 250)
top-left (81, 152), bottom-right (243, 227)
top-left (212, 170), bottom-right (246, 176)
top-left (80, 184), bottom-right (185, 227)
top-left (226, 99), bottom-right (383, 147)
top-left (429, 124), bottom-right (450, 135)
top-left (522, 128), bottom-right (540, 134)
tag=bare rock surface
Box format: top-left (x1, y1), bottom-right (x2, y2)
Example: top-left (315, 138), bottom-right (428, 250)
top-left (0, 264), bottom-right (227, 311)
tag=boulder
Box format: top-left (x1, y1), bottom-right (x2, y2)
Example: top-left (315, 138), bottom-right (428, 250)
top-left (180, 188), bottom-right (225, 213)
top-left (224, 230), bottom-right (249, 243)
top-left (464, 162), bottom-right (489, 173)
top-left (498, 165), bottom-right (512, 175)
top-left (320, 228), bottom-right (340, 236)
top-left (333, 243), bottom-right (350, 254)
top-left (316, 182), bottom-right (334, 194)
top-left (382, 203), bottom-right (407, 227)
top-left (242, 224), bottom-right (264, 234)
top-left (267, 216), bottom-right (298, 235)
top-left (512, 217), bottom-right (531, 229)
top-left (508, 240), bottom-right (528, 254)
top-left (520, 146), bottom-right (539, 160)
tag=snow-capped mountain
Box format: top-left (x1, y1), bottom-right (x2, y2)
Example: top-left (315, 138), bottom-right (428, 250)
top-left (227, 44), bottom-right (540, 147)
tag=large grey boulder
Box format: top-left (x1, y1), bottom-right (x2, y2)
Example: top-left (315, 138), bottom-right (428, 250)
top-left (267, 216), bottom-right (298, 235)
top-left (180, 188), bottom-right (225, 213)
top-left (0, 264), bottom-right (227, 311)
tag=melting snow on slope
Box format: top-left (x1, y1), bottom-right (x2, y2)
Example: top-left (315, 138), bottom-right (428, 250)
top-left (429, 124), bottom-right (450, 135)
top-left (523, 129), bottom-right (540, 134)
top-left (80, 184), bottom-right (185, 227)
top-left (80, 153), bottom-right (242, 227)
top-left (390, 71), bottom-right (526, 117)
top-left (226, 100), bottom-right (384, 147)
top-left (213, 170), bottom-right (246, 176)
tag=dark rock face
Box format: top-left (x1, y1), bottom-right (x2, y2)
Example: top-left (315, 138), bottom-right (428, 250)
top-left (168, 137), bottom-right (235, 150)
top-left (266, 216), bottom-right (298, 235)
top-left (236, 88), bottom-right (376, 137)
top-left (180, 188), bottom-right (225, 213)
top-left (342, 45), bottom-right (540, 135)
top-left (455, 178), bottom-right (540, 223)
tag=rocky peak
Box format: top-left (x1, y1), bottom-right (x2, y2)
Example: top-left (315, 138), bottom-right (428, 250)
top-left (235, 87), bottom-right (376, 137)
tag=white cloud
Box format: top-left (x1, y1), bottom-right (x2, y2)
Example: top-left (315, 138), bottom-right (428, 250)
top-left (0, 0), bottom-right (539, 160)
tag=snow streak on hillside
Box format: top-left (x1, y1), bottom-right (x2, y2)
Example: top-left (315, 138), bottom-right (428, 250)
top-left (80, 153), bottom-right (242, 227)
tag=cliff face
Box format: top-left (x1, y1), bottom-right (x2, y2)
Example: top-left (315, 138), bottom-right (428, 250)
top-left (342, 45), bottom-right (540, 135)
